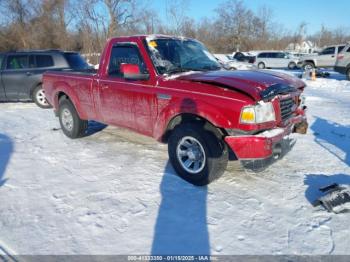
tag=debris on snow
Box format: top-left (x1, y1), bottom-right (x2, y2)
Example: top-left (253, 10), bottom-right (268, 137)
top-left (314, 184), bottom-right (350, 213)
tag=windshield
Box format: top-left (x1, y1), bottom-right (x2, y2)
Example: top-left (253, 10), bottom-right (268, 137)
top-left (146, 38), bottom-right (221, 75)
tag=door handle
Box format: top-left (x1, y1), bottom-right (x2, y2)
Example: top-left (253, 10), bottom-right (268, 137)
top-left (26, 72), bottom-right (32, 76)
top-left (331, 55), bottom-right (335, 58)
top-left (101, 84), bottom-right (109, 90)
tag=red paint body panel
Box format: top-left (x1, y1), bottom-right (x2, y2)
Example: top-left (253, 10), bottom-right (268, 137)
top-left (43, 35), bottom-right (307, 161)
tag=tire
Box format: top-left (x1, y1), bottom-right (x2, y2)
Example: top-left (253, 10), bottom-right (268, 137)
top-left (32, 85), bottom-right (52, 109)
top-left (303, 62), bottom-right (315, 71)
top-left (347, 68), bottom-right (350, 81)
top-left (288, 62), bottom-right (296, 70)
top-left (258, 62), bottom-right (265, 69)
top-left (168, 123), bottom-right (228, 186)
top-left (58, 98), bottom-right (88, 139)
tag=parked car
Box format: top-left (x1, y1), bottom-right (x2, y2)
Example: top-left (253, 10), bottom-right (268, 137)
top-left (0, 50), bottom-right (90, 108)
top-left (232, 52), bottom-right (255, 63)
top-left (43, 35), bottom-right (308, 186)
top-left (334, 43), bottom-right (350, 80)
top-left (297, 44), bottom-right (346, 70)
top-left (213, 54), bottom-right (254, 70)
top-left (254, 51), bottom-right (299, 69)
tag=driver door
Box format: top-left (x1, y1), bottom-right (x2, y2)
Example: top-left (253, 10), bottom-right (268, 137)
top-left (318, 47), bottom-right (335, 67)
top-left (98, 43), bottom-right (156, 135)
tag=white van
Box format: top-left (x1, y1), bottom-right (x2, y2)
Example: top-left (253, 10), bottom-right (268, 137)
top-left (254, 51), bottom-right (299, 69)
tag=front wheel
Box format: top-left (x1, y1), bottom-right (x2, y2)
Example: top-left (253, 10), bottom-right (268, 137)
top-left (33, 85), bottom-right (52, 109)
top-left (346, 68), bottom-right (350, 81)
top-left (168, 123), bottom-right (228, 186)
top-left (58, 98), bottom-right (88, 139)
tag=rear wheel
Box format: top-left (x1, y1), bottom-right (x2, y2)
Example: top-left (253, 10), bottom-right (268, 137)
top-left (58, 98), bottom-right (88, 139)
top-left (258, 62), bottom-right (265, 69)
top-left (346, 68), bottom-right (350, 80)
top-left (33, 85), bottom-right (51, 109)
top-left (288, 62), bottom-right (296, 70)
top-left (168, 123), bottom-right (228, 186)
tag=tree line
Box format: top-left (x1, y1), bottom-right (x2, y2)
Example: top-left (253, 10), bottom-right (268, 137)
top-left (0, 0), bottom-right (349, 64)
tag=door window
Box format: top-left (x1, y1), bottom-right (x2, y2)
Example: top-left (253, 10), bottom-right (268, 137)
top-left (347, 47), bottom-right (350, 53)
top-left (275, 52), bottom-right (286, 58)
top-left (321, 47), bottom-right (335, 55)
top-left (108, 45), bottom-right (146, 77)
top-left (6, 55), bottom-right (29, 70)
top-left (36, 55), bottom-right (54, 68)
top-left (337, 46), bottom-right (345, 53)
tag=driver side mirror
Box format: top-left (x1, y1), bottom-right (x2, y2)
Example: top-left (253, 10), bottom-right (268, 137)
top-left (120, 63), bottom-right (149, 81)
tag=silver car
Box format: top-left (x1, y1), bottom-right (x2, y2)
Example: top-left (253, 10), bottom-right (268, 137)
top-left (254, 51), bottom-right (299, 69)
top-left (334, 43), bottom-right (350, 80)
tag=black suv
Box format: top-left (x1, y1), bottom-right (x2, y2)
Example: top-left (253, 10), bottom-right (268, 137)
top-left (0, 50), bottom-right (89, 108)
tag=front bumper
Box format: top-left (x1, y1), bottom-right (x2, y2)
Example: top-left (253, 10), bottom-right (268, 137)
top-left (225, 115), bottom-right (307, 160)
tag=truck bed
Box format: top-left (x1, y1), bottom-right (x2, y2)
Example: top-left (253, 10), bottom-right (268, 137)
top-left (43, 69), bottom-right (97, 120)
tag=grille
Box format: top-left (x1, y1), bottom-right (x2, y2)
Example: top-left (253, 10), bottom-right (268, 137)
top-left (280, 98), bottom-right (295, 121)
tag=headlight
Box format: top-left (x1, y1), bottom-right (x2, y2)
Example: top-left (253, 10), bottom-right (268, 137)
top-left (240, 102), bottom-right (276, 124)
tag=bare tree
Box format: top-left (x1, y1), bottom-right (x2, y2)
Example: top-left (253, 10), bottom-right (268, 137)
top-left (215, 0), bottom-right (254, 51)
top-left (0, 0), bottom-right (35, 49)
top-left (104, 0), bottom-right (135, 38)
top-left (165, 0), bottom-right (190, 35)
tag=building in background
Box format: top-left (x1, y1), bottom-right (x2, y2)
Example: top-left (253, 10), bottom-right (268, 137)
top-left (286, 41), bottom-right (318, 54)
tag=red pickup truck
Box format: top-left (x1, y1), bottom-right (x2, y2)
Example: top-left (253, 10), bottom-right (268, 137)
top-left (43, 35), bottom-right (308, 186)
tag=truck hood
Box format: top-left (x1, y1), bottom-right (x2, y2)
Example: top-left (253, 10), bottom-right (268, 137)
top-left (177, 70), bottom-right (305, 101)
top-left (300, 54), bottom-right (318, 60)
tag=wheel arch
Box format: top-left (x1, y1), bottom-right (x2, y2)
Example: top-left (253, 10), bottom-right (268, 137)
top-left (29, 82), bottom-right (42, 98)
top-left (303, 60), bottom-right (316, 67)
top-left (55, 90), bottom-right (87, 119)
top-left (160, 113), bottom-right (225, 143)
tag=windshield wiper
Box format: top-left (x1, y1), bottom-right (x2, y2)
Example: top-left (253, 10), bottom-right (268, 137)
top-left (165, 65), bottom-right (219, 76)
top-left (165, 67), bottom-right (198, 75)
top-left (165, 68), bottom-right (187, 75)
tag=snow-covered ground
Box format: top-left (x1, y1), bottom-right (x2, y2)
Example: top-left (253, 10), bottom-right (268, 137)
top-left (0, 71), bottom-right (349, 255)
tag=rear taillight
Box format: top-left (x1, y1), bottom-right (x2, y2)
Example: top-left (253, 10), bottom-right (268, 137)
top-left (337, 55), bottom-right (344, 60)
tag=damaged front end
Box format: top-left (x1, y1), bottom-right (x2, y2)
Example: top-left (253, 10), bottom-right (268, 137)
top-left (225, 83), bottom-right (308, 161)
